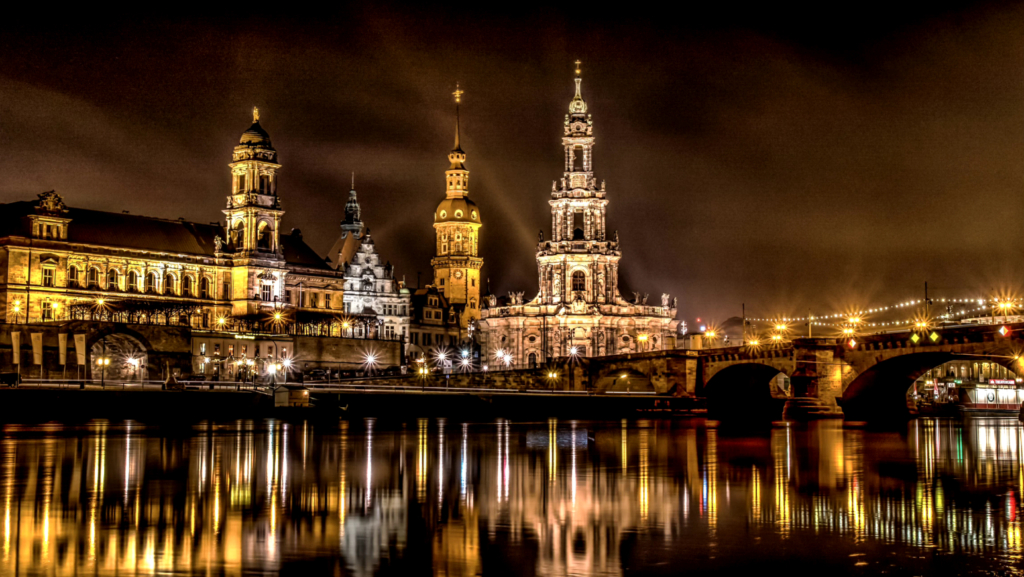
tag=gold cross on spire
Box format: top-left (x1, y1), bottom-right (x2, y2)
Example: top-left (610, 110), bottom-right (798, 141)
top-left (453, 83), bottom-right (464, 104)
top-left (575, 60), bottom-right (582, 76)
top-left (253, 107), bottom-right (260, 122)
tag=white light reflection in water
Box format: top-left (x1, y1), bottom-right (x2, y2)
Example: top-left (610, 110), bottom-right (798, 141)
top-left (438, 418), bottom-right (445, 506)
top-left (461, 423), bottom-right (468, 501)
top-left (366, 418), bottom-right (374, 511)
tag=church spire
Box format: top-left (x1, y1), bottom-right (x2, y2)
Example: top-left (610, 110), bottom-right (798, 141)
top-left (341, 172), bottom-right (362, 234)
top-left (569, 60), bottom-right (587, 114)
top-left (448, 84), bottom-right (467, 170)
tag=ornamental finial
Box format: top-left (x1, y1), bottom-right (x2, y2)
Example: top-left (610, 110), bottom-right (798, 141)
top-left (569, 61), bottom-right (587, 114)
top-left (452, 83), bottom-right (464, 152)
top-left (253, 107), bottom-right (260, 122)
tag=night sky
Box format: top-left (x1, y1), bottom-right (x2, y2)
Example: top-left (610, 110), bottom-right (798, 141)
top-left (2, 4), bottom-right (1022, 327)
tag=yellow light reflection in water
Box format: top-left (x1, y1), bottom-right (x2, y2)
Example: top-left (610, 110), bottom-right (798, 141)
top-left (549, 418), bottom-right (558, 485)
top-left (340, 420), bottom-right (347, 539)
top-left (639, 428), bottom-right (649, 523)
top-left (418, 418), bottom-right (428, 502)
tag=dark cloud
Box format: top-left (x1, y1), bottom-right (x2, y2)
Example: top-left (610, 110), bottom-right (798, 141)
top-left (1, 3), bottom-right (1021, 328)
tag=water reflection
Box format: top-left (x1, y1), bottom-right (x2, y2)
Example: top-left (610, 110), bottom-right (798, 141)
top-left (1, 417), bottom-right (1023, 574)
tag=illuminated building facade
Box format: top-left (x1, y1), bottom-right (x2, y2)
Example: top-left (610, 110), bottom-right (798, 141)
top-left (479, 65), bottom-right (679, 366)
top-left (0, 110), bottom-right (399, 374)
top-left (326, 177), bottom-right (412, 342)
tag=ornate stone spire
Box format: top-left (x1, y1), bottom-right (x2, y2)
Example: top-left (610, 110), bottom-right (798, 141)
top-left (342, 172), bottom-right (362, 233)
top-left (569, 60), bottom-right (587, 114)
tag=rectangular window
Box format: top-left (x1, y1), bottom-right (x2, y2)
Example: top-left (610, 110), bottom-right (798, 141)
top-left (439, 278), bottom-right (445, 286)
top-left (254, 344), bottom-right (260, 357)
top-left (42, 268), bottom-right (54, 287)
top-left (241, 345), bottom-right (247, 357)
top-left (472, 278), bottom-right (475, 287)
top-left (285, 289), bottom-right (292, 303)
top-left (42, 304), bottom-right (53, 321)
top-left (326, 294), bottom-right (332, 309)
top-left (281, 347), bottom-right (287, 358)
top-left (260, 283), bottom-right (272, 302)
top-left (222, 282), bottom-right (230, 299)
top-left (200, 343), bottom-right (206, 355)
top-left (214, 344), bottom-right (220, 355)
top-left (310, 293), bottom-right (319, 308)
top-left (228, 345), bottom-right (234, 356)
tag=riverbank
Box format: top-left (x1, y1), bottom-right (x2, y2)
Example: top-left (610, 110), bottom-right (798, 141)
top-left (0, 387), bottom-right (704, 422)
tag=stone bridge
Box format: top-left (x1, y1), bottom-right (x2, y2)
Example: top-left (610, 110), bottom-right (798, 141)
top-left (699, 322), bottom-right (1024, 420)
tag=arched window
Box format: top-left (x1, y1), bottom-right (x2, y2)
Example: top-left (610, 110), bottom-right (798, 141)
top-left (165, 274), bottom-right (176, 295)
top-left (572, 271), bottom-right (586, 292)
top-left (257, 221), bottom-right (272, 250)
top-left (145, 272), bottom-right (156, 293)
top-left (183, 276), bottom-right (194, 297)
top-left (233, 220), bottom-right (245, 247)
top-left (68, 265), bottom-right (79, 287)
top-left (88, 268), bottom-right (100, 287)
top-left (127, 271), bottom-right (138, 292)
top-left (528, 353), bottom-right (537, 369)
top-left (199, 277), bottom-right (210, 299)
top-left (106, 269), bottom-right (118, 290)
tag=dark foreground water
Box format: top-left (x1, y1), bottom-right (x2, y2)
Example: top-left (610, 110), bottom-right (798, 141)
top-left (0, 417), bottom-right (1022, 576)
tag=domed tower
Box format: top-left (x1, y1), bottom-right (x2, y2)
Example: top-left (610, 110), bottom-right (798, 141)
top-left (431, 86), bottom-right (483, 326)
top-left (223, 108), bottom-right (288, 316)
top-left (224, 107), bottom-right (284, 254)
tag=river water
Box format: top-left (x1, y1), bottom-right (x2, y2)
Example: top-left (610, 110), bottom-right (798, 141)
top-left (0, 417), bottom-right (1022, 576)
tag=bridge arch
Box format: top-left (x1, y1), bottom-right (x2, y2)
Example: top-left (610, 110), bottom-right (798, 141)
top-left (841, 351), bottom-right (1018, 420)
top-left (703, 362), bottom-right (790, 421)
top-left (594, 367), bottom-right (653, 393)
top-left (86, 325), bottom-right (154, 381)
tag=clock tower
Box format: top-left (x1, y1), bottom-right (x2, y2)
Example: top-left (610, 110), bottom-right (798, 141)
top-left (431, 85), bottom-right (483, 327)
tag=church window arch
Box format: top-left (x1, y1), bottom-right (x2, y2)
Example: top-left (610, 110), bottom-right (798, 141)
top-left (572, 271), bottom-right (586, 292)
top-left (104, 269), bottom-right (117, 290)
top-left (145, 272), bottom-right (157, 293)
top-left (88, 267), bottom-right (100, 287)
top-left (128, 270), bottom-right (139, 292)
top-left (183, 275), bottom-right (194, 297)
top-left (257, 221), bottom-right (272, 250)
top-left (232, 220), bottom-right (245, 247)
top-left (164, 273), bottom-right (176, 295)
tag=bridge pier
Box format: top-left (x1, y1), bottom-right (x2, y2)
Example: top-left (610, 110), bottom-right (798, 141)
top-left (783, 338), bottom-right (844, 420)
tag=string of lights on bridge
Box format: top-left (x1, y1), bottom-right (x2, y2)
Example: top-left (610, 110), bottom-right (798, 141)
top-left (746, 297), bottom-right (1018, 328)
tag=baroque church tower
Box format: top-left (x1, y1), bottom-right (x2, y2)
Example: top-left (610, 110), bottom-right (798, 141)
top-left (431, 86), bottom-right (483, 327)
top-left (538, 62), bottom-right (620, 309)
top-left (222, 108), bottom-right (288, 315)
top-left (478, 63), bottom-right (678, 366)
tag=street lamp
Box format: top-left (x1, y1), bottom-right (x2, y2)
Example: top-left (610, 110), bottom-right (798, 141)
top-left (96, 356), bottom-right (110, 387)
